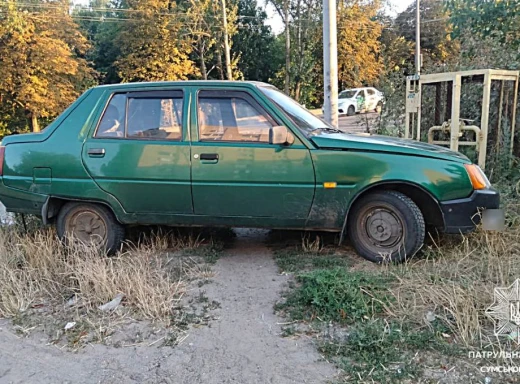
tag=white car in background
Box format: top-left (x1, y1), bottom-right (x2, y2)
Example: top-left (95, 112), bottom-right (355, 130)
top-left (322, 87), bottom-right (384, 116)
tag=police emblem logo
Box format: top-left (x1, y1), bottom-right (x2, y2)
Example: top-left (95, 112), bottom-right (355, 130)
top-left (486, 279), bottom-right (520, 343)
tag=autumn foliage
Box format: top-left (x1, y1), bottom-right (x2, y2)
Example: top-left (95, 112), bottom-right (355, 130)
top-left (0, 0), bottom-right (518, 134)
top-left (0, 0), bottom-right (94, 132)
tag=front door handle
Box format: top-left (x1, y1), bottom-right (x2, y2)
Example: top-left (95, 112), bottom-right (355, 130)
top-left (199, 153), bottom-right (219, 161)
top-left (88, 148), bottom-right (106, 157)
top-left (197, 153), bottom-right (219, 164)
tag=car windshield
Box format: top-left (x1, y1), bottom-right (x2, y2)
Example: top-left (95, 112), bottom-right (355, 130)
top-left (339, 90), bottom-right (357, 99)
top-left (258, 85), bottom-right (333, 135)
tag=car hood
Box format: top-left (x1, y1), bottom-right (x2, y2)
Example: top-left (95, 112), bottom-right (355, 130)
top-left (311, 132), bottom-right (470, 163)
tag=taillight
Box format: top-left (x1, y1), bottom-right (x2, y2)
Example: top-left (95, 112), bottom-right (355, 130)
top-left (0, 146), bottom-right (5, 176)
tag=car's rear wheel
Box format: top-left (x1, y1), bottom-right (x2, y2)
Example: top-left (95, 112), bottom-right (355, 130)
top-left (348, 191), bottom-right (425, 263)
top-left (375, 102), bottom-right (383, 114)
top-left (57, 202), bottom-right (125, 254)
top-left (347, 105), bottom-right (355, 116)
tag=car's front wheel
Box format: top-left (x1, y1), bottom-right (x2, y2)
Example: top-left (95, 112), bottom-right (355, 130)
top-left (347, 105), bottom-right (355, 116)
top-left (56, 202), bottom-right (125, 254)
top-left (348, 191), bottom-right (425, 263)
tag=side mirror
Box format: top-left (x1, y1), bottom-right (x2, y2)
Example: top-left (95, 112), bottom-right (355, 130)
top-left (270, 125), bottom-right (295, 146)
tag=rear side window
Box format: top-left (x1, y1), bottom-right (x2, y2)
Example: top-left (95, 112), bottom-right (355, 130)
top-left (367, 89), bottom-right (375, 95)
top-left (127, 97), bottom-right (183, 140)
top-left (96, 91), bottom-right (183, 141)
top-left (96, 94), bottom-right (126, 138)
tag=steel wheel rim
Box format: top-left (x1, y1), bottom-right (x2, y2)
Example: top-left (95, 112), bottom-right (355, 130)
top-left (66, 210), bottom-right (107, 246)
top-left (361, 207), bottom-right (404, 250)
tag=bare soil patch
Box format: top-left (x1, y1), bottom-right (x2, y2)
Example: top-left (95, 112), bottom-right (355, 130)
top-left (0, 228), bottom-right (336, 383)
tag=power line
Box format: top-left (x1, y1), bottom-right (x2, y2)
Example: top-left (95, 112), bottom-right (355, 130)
top-left (0, 2), bottom-right (454, 36)
top-left (1, 1), bottom-right (276, 21)
top-left (0, 12), bottom-right (441, 33)
top-left (0, 1), bottom-right (452, 25)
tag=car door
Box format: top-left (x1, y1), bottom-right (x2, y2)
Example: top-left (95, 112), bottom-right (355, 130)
top-left (82, 90), bottom-right (193, 214)
top-left (190, 88), bottom-right (315, 220)
top-left (366, 88), bottom-right (377, 110)
top-left (355, 89), bottom-right (366, 112)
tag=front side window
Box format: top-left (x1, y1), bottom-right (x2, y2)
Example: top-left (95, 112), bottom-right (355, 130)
top-left (198, 95), bottom-right (273, 142)
top-left (95, 92), bottom-right (183, 141)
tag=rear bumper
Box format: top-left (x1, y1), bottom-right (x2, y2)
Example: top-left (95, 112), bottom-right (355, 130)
top-left (440, 189), bottom-right (500, 234)
top-left (0, 182), bottom-right (48, 216)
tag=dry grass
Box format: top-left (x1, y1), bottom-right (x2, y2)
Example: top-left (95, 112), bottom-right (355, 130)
top-left (301, 233), bottom-right (324, 254)
top-left (0, 227), bottom-right (216, 324)
top-left (386, 206), bottom-right (520, 348)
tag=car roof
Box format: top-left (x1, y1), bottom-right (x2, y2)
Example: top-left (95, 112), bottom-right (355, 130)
top-left (95, 80), bottom-right (271, 91)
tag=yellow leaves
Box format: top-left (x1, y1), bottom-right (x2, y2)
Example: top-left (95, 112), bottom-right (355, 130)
top-left (336, 0), bottom-right (383, 87)
top-left (0, 1), bottom-right (96, 131)
top-left (114, 0), bottom-right (199, 83)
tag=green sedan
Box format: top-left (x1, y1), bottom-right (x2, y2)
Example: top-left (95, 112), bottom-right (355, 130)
top-left (0, 81), bottom-right (500, 262)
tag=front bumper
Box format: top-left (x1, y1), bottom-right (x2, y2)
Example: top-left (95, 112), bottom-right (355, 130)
top-left (440, 189), bottom-right (500, 234)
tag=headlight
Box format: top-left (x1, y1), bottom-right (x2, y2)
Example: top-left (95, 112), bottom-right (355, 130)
top-left (464, 164), bottom-right (491, 190)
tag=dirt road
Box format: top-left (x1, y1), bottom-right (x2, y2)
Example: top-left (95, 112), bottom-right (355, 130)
top-left (0, 229), bottom-right (336, 383)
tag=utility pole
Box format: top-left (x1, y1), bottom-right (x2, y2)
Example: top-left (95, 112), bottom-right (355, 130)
top-left (323, 0), bottom-right (338, 127)
top-left (221, 0), bottom-right (233, 81)
top-left (415, 0), bottom-right (421, 75)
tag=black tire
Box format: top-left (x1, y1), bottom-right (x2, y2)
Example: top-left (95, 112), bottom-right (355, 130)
top-left (375, 102), bottom-right (383, 114)
top-left (56, 202), bottom-right (125, 254)
top-left (348, 191), bottom-right (425, 263)
top-left (347, 105), bottom-right (355, 116)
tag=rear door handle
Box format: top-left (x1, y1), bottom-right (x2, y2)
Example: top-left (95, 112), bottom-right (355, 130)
top-left (87, 148), bottom-right (106, 157)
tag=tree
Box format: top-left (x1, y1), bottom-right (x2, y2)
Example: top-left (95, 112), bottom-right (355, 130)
top-left (75, 0), bottom-right (124, 84)
top-left (378, 13), bottom-right (414, 74)
top-left (266, 0), bottom-right (292, 94)
top-left (337, 0), bottom-right (384, 88)
top-left (180, 0), bottom-right (216, 80)
top-left (114, 0), bottom-right (199, 82)
top-left (176, 0), bottom-right (240, 80)
top-left (0, 0), bottom-right (96, 132)
top-left (291, 0), bottom-right (321, 101)
top-left (232, 0), bottom-right (282, 82)
top-left (221, 0), bottom-right (233, 80)
top-left (395, 0), bottom-right (459, 67)
top-left (447, 0), bottom-right (520, 51)
top-left (266, 0), bottom-right (322, 103)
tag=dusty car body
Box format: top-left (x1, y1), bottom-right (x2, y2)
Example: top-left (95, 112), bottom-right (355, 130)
top-left (0, 81), bottom-right (500, 262)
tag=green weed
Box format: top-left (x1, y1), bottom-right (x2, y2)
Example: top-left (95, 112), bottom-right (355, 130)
top-left (319, 319), bottom-right (448, 383)
top-left (277, 268), bottom-right (393, 324)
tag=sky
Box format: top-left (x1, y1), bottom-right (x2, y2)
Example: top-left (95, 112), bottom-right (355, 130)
top-left (264, 0), bottom-right (415, 34)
